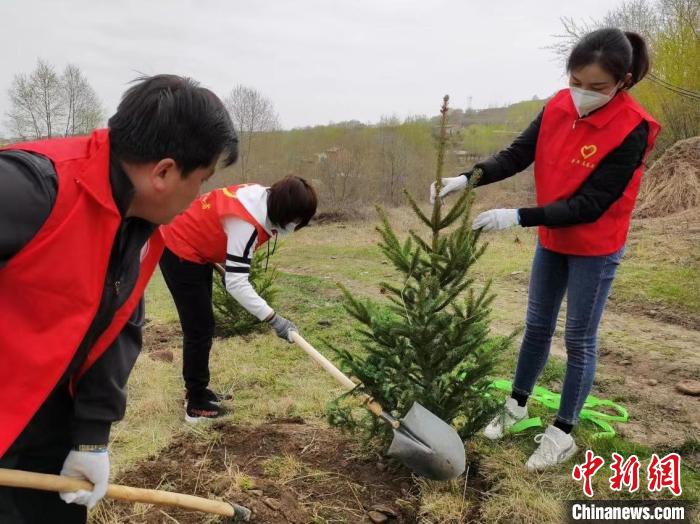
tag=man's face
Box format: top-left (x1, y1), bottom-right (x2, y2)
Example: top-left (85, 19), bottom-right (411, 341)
top-left (130, 158), bottom-right (215, 224)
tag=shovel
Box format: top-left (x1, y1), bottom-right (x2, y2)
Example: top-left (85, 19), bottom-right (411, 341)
top-left (212, 263), bottom-right (465, 480)
top-left (291, 332), bottom-right (466, 480)
top-left (0, 468), bottom-right (251, 522)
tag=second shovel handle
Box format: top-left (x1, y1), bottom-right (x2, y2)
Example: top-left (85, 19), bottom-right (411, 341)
top-left (0, 468), bottom-right (236, 517)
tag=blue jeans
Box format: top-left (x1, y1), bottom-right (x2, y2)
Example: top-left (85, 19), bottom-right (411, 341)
top-left (512, 241), bottom-right (624, 426)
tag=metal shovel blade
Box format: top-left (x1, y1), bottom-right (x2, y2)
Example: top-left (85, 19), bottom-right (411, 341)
top-left (387, 402), bottom-right (466, 480)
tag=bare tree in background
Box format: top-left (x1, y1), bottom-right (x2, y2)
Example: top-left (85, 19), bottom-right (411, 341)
top-left (7, 73), bottom-right (42, 139)
top-left (7, 59), bottom-right (63, 139)
top-left (6, 59), bottom-right (103, 140)
top-left (315, 133), bottom-right (368, 211)
top-left (225, 85), bottom-right (279, 181)
top-left (549, 0), bottom-right (697, 60)
top-left (62, 64), bottom-right (103, 136)
top-left (34, 60), bottom-right (64, 139)
top-left (378, 116), bottom-right (409, 206)
top-left (549, 0), bottom-right (662, 63)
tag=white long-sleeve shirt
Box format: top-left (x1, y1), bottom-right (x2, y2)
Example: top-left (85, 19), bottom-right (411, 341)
top-left (222, 185), bottom-right (275, 321)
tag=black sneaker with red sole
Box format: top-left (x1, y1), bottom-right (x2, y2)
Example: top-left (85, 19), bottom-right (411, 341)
top-left (184, 388), bottom-right (233, 406)
top-left (185, 397), bottom-right (225, 423)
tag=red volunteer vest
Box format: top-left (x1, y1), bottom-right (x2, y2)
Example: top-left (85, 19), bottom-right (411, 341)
top-left (0, 129), bottom-right (164, 457)
top-left (161, 184), bottom-right (271, 264)
top-left (535, 89), bottom-right (660, 255)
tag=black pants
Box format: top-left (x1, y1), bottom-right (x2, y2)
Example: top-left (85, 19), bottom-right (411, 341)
top-left (0, 386), bottom-right (87, 524)
top-left (159, 248), bottom-right (215, 398)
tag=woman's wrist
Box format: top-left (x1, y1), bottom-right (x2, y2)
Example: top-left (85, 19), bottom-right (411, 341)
top-left (516, 207), bottom-right (546, 227)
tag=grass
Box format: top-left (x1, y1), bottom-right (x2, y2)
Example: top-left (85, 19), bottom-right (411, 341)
top-left (417, 477), bottom-right (473, 523)
top-left (261, 454), bottom-right (307, 482)
top-left (105, 208), bottom-right (699, 523)
top-left (615, 264), bottom-right (700, 314)
top-left (109, 314), bottom-right (183, 472)
top-left (615, 223), bottom-right (700, 315)
top-left (144, 271), bottom-right (181, 324)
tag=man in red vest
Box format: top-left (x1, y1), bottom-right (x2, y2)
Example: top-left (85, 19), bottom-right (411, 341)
top-left (0, 74), bottom-right (237, 523)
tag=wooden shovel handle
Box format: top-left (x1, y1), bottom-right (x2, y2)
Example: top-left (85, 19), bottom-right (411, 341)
top-left (218, 265), bottom-right (377, 410)
top-left (214, 265), bottom-right (356, 394)
top-left (291, 331), bottom-right (356, 389)
top-left (210, 272), bottom-right (397, 429)
top-left (290, 332), bottom-right (399, 428)
top-left (0, 468), bottom-right (236, 517)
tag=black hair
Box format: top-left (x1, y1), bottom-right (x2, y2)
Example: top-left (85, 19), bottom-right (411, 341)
top-left (567, 28), bottom-right (650, 89)
top-left (267, 176), bottom-right (318, 229)
top-left (108, 74), bottom-right (238, 176)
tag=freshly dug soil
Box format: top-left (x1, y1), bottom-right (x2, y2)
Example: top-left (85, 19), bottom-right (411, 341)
top-left (105, 420), bottom-right (419, 523)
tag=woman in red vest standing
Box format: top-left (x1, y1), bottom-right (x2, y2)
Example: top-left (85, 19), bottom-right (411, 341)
top-left (433, 28), bottom-right (660, 470)
top-left (160, 176), bottom-right (317, 422)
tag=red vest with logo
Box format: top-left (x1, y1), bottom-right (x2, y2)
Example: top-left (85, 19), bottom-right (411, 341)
top-left (161, 184), bottom-right (271, 264)
top-left (535, 89), bottom-right (660, 255)
top-left (0, 129), bottom-right (164, 456)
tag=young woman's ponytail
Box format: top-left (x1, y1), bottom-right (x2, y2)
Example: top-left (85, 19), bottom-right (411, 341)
top-left (623, 31), bottom-right (650, 87)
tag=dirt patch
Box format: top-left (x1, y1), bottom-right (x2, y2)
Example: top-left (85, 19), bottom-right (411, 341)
top-left (607, 299), bottom-right (700, 331)
top-left (106, 421), bottom-right (419, 523)
top-left (589, 320), bottom-right (699, 448)
top-left (143, 321), bottom-right (182, 353)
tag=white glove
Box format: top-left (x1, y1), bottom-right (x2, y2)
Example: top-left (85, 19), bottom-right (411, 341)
top-left (472, 209), bottom-right (520, 231)
top-left (429, 175), bottom-right (468, 204)
top-left (59, 449), bottom-right (110, 509)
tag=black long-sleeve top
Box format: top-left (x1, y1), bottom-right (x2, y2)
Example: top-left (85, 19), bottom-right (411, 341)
top-left (0, 150), bottom-right (156, 446)
top-left (469, 108), bottom-right (649, 227)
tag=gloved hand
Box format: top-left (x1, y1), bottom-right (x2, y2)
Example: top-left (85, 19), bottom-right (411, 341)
top-left (268, 313), bottom-right (298, 342)
top-left (472, 208), bottom-right (520, 231)
top-left (59, 449), bottom-right (110, 509)
top-left (429, 174), bottom-right (469, 204)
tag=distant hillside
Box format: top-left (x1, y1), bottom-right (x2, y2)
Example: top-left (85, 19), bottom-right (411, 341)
top-left (435, 97), bottom-right (547, 129)
top-left (204, 95), bottom-right (547, 209)
top-left (461, 98), bottom-right (546, 126)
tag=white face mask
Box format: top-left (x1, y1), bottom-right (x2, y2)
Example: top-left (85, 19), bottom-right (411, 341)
top-left (273, 221), bottom-right (299, 236)
top-left (569, 85), bottom-right (620, 117)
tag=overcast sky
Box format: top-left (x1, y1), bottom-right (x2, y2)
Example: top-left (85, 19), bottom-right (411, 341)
top-left (0, 0), bottom-right (622, 133)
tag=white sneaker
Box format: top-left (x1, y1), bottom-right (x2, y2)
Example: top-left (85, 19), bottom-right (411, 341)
top-left (526, 425), bottom-right (578, 472)
top-left (483, 397), bottom-right (528, 440)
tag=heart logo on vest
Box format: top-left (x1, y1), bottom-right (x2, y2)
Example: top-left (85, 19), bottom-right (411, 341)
top-left (222, 187), bottom-right (239, 199)
top-left (581, 145), bottom-right (598, 159)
